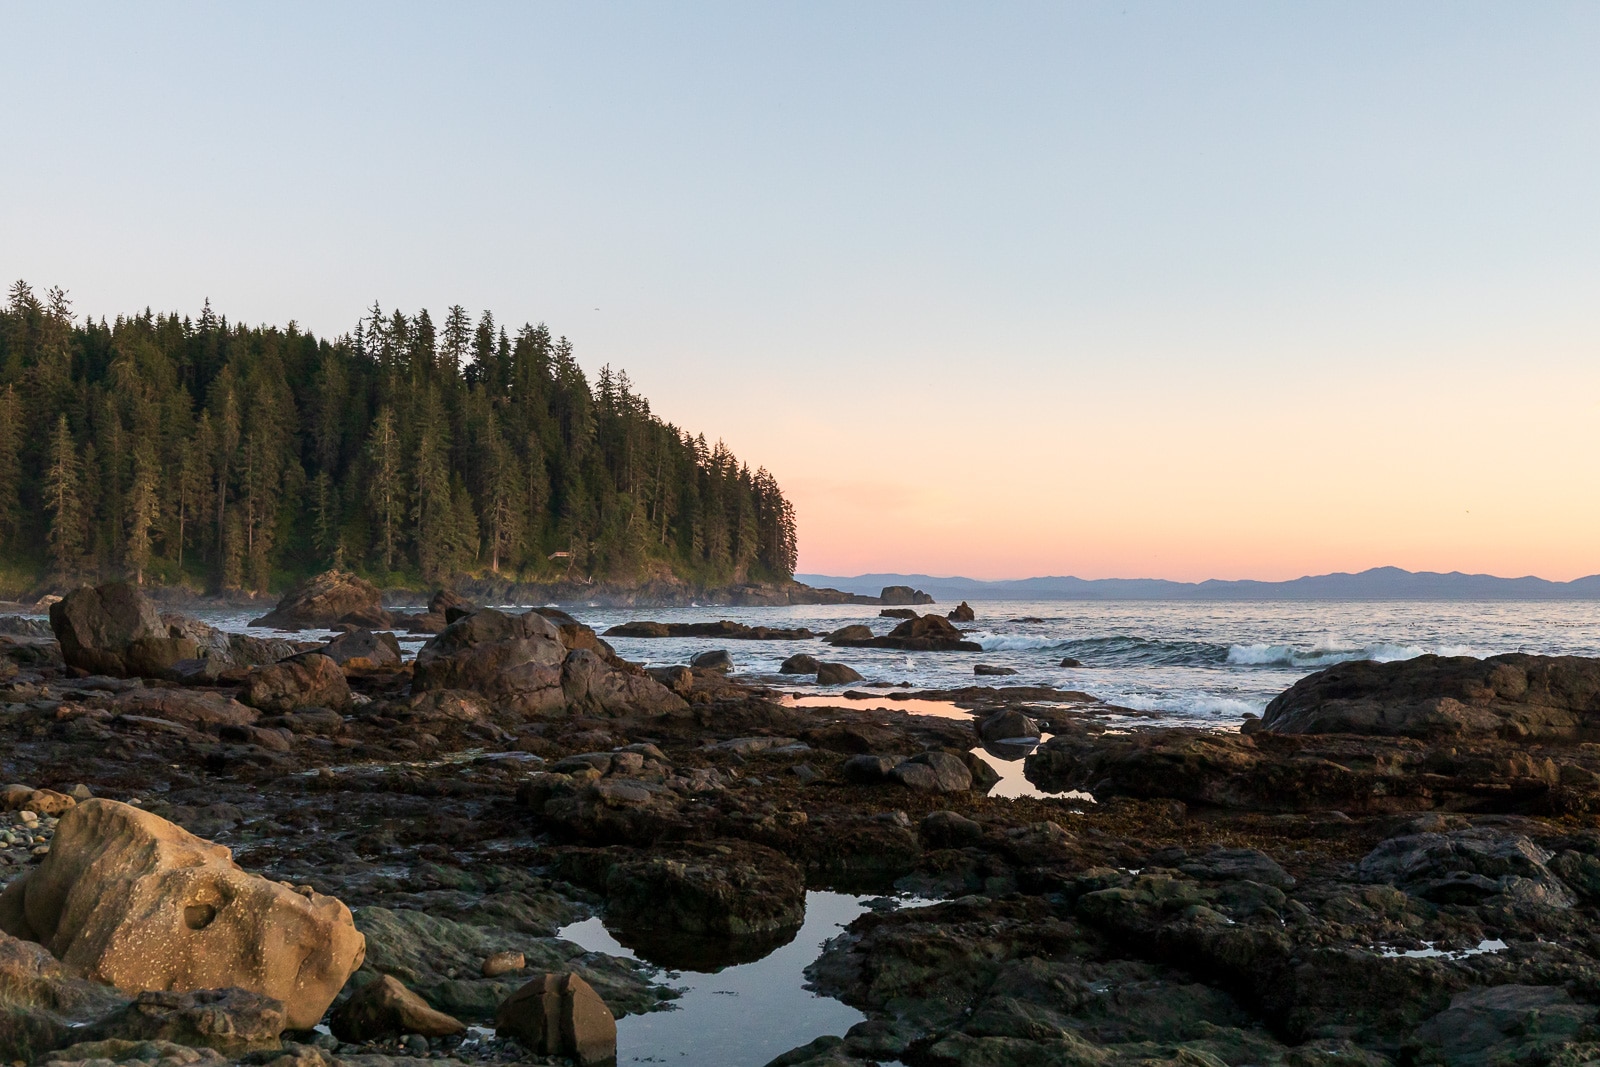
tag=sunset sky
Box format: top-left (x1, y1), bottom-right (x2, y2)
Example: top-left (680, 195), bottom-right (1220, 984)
top-left (5, 3), bottom-right (1599, 582)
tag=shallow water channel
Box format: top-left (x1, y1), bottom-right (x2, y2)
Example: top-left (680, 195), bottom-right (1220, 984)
top-left (558, 891), bottom-right (916, 1067)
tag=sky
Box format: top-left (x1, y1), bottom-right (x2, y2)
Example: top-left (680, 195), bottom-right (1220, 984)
top-left (3, 2), bottom-right (1599, 582)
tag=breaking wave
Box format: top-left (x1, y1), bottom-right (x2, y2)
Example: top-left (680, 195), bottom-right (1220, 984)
top-left (1225, 642), bottom-right (1482, 669)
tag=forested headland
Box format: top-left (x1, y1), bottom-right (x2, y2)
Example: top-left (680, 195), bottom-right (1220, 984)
top-left (0, 283), bottom-right (797, 598)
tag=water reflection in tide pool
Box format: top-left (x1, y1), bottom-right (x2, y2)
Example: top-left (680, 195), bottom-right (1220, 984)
top-left (557, 891), bottom-right (872, 1067)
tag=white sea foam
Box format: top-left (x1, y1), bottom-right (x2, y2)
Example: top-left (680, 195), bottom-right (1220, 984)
top-left (1114, 693), bottom-right (1266, 719)
top-left (1226, 641), bottom-right (1483, 668)
top-left (976, 634), bottom-right (1063, 652)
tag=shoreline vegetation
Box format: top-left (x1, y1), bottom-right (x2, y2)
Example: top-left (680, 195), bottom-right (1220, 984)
top-left (0, 283), bottom-right (799, 603)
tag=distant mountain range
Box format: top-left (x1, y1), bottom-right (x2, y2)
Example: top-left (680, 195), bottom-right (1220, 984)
top-left (796, 567), bottom-right (1600, 602)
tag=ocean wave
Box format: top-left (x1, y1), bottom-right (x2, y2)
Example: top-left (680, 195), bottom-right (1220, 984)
top-left (1225, 642), bottom-right (1484, 669)
top-left (973, 633), bottom-right (1232, 666)
top-left (1114, 693), bottom-right (1266, 719)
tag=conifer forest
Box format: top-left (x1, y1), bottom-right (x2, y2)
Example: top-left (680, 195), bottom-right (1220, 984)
top-left (0, 283), bottom-right (798, 594)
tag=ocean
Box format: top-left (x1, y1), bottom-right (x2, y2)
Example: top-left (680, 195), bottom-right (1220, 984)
top-left (187, 598), bottom-right (1600, 726)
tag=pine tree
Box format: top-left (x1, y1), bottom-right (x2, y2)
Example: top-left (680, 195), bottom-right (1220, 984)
top-left (366, 406), bottom-right (403, 571)
top-left (44, 414), bottom-right (83, 578)
top-left (125, 443), bottom-right (159, 584)
top-left (0, 385), bottom-right (21, 550)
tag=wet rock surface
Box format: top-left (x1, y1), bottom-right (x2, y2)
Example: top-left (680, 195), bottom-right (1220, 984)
top-left (6, 615), bottom-right (1600, 1066)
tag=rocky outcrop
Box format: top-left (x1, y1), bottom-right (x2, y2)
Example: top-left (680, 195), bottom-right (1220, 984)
top-left (412, 609), bottom-right (567, 716)
top-left (879, 586), bottom-right (935, 606)
top-left (49, 584), bottom-right (196, 679)
top-left (1261, 654), bottom-right (1600, 740)
top-left (78, 989), bottom-right (287, 1054)
top-left (879, 608), bottom-right (917, 619)
top-left (250, 571), bottom-right (389, 631)
top-left (496, 972), bottom-right (616, 1067)
top-left (593, 841), bottom-right (806, 942)
top-left (829, 614), bottom-right (980, 652)
top-left (779, 654), bottom-right (821, 675)
top-left (604, 620), bottom-right (816, 640)
top-left (328, 975), bottom-right (465, 1041)
top-left (534, 608), bottom-right (626, 668)
top-left (415, 610), bottom-right (686, 720)
top-left (0, 799), bottom-right (365, 1030)
top-left (947, 602), bottom-right (975, 622)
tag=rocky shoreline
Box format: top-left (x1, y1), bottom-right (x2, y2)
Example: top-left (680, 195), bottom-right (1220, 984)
top-left (4, 576), bottom-right (1600, 1066)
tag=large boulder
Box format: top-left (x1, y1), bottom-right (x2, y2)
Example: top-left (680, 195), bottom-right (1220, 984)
top-left (328, 975), bottom-right (464, 1041)
top-left (779, 654), bottom-right (821, 675)
top-left (49, 583), bottom-right (196, 679)
top-left (561, 650), bottom-right (689, 718)
top-left (890, 751), bottom-right (973, 794)
top-left (978, 709), bottom-right (1041, 745)
top-left (413, 609), bottom-right (567, 716)
top-left (159, 615), bottom-right (298, 679)
top-left (533, 608), bottom-right (626, 668)
top-left (496, 972), bottom-right (616, 1067)
top-left (239, 654), bottom-right (353, 715)
top-left (1261, 654), bottom-right (1600, 740)
top-left (250, 571), bottom-right (389, 631)
top-left (320, 629), bottom-right (402, 672)
top-left (0, 799), bottom-right (365, 1030)
top-left (816, 662), bottom-right (863, 685)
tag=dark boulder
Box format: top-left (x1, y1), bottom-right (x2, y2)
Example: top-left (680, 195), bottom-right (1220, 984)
top-left (691, 649), bottom-right (734, 672)
top-left (1060, 657), bottom-right (1084, 668)
top-left (890, 751), bottom-right (973, 794)
top-left (879, 608), bottom-right (918, 619)
top-left (816, 662), bottom-right (864, 685)
top-left (602, 841), bottom-right (806, 941)
top-left (562, 650), bottom-right (690, 718)
top-left (413, 609), bottom-right (566, 716)
top-left (947, 601), bottom-right (975, 622)
top-left (824, 625), bottom-right (875, 645)
top-left (250, 571), bottom-right (389, 630)
top-left (780, 654), bottom-right (821, 675)
top-left (1261, 654), bottom-right (1600, 740)
top-left (329, 975), bottom-right (465, 1041)
top-left (974, 664), bottom-right (1016, 676)
top-left (496, 972), bottom-right (616, 1067)
top-left (49, 583), bottom-right (195, 679)
top-left (1358, 827), bottom-right (1573, 907)
top-left (977, 709), bottom-right (1040, 745)
top-left (428, 589), bottom-right (475, 617)
top-left (239, 653), bottom-right (353, 715)
top-left (534, 608), bottom-right (626, 668)
top-left (320, 629), bottom-right (402, 671)
top-left (921, 810), bottom-right (984, 847)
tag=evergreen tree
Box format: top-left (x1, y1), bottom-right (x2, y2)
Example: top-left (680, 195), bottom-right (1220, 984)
top-left (125, 443), bottom-right (159, 584)
top-left (366, 406), bottom-right (403, 571)
top-left (44, 414), bottom-right (83, 578)
top-left (0, 385), bottom-right (21, 551)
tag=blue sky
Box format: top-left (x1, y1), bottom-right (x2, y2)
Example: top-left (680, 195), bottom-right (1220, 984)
top-left (5, 3), bottom-right (1598, 579)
